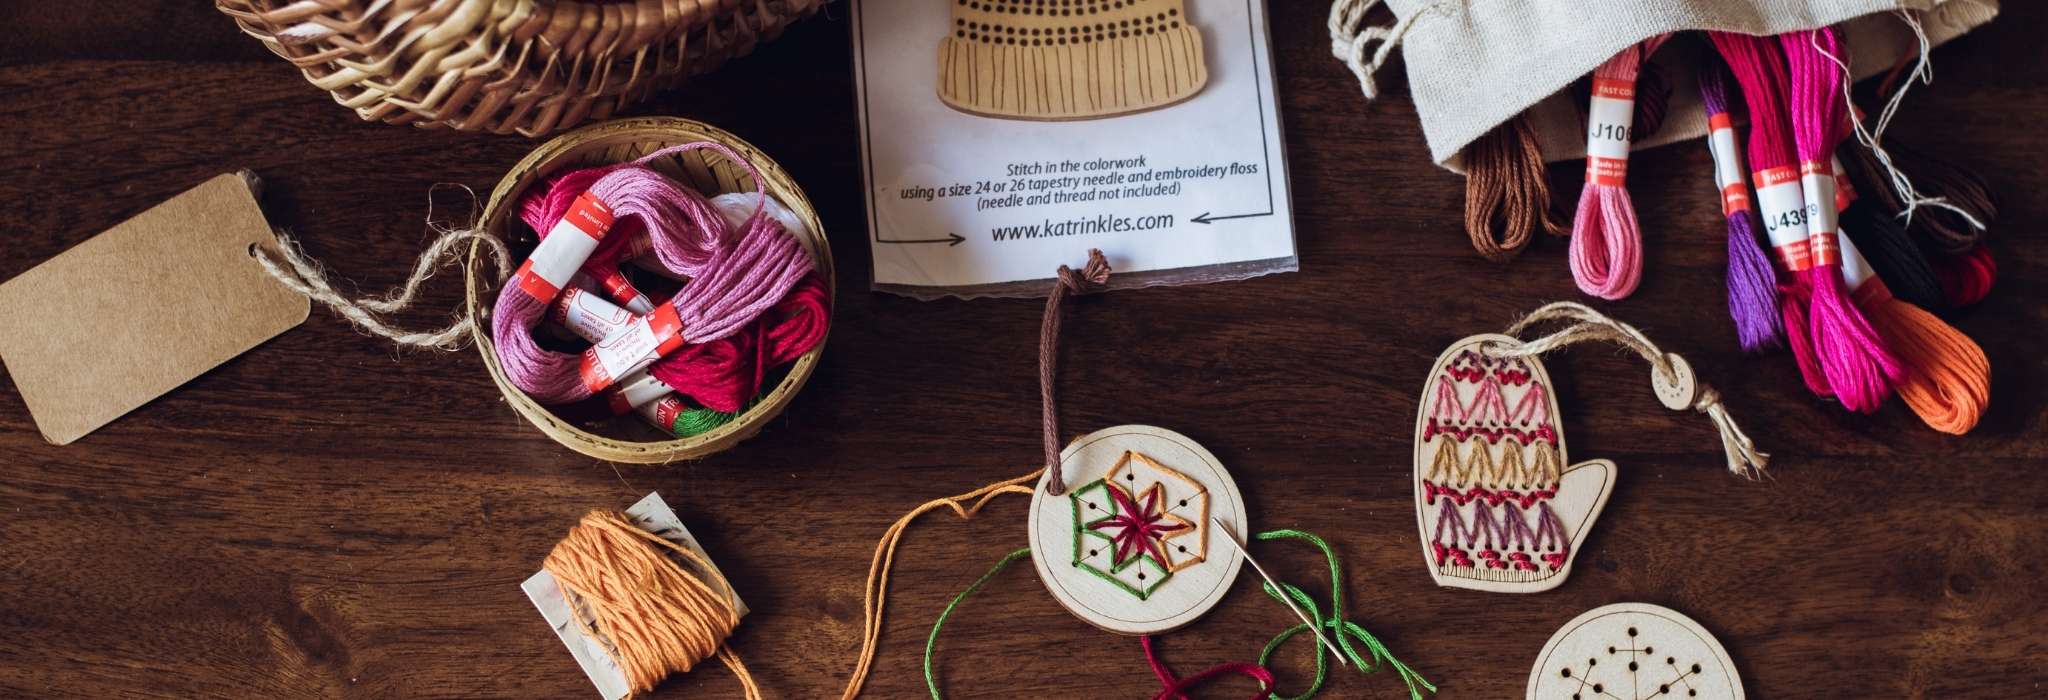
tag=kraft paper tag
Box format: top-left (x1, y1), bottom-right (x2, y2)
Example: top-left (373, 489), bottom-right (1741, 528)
top-left (0, 172), bottom-right (308, 444)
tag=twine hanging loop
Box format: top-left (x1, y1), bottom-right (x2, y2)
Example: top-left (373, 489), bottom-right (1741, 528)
top-left (1488, 302), bottom-right (1770, 479)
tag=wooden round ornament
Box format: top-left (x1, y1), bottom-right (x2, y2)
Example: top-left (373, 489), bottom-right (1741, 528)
top-left (1027, 425), bottom-right (1248, 635)
top-left (1527, 603), bottom-right (1743, 700)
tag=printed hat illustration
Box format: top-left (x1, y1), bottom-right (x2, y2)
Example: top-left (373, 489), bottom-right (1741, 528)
top-left (938, 0), bottom-right (1209, 120)
top-left (1412, 334), bottom-right (1616, 593)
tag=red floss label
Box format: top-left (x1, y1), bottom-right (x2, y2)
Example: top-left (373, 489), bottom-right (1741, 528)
top-left (1753, 166), bottom-right (1812, 272)
top-left (513, 191), bottom-right (615, 303)
top-left (552, 286), bottom-right (634, 343)
top-left (1830, 154), bottom-right (1857, 211)
top-left (638, 395), bottom-right (688, 433)
top-left (1799, 161), bottom-right (1842, 267)
top-left (1836, 231), bottom-right (1877, 292)
top-left (597, 270), bottom-right (656, 315)
top-left (1704, 113), bottom-right (1751, 216)
top-left (578, 303), bottom-right (685, 393)
top-left (604, 372), bottom-right (674, 416)
top-left (1583, 77), bottom-right (1636, 187)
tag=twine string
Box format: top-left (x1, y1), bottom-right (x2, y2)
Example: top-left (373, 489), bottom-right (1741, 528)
top-left (1492, 302), bottom-right (1770, 479)
top-left (1040, 249), bottom-right (1112, 496)
top-left (544, 509), bottom-right (760, 700)
top-left (252, 184), bottom-right (514, 351)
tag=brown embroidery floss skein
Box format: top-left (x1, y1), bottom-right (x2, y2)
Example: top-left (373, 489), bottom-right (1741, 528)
top-left (546, 510), bottom-right (761, 699)
top-left (1462, 115), bottom-right (1566, 262)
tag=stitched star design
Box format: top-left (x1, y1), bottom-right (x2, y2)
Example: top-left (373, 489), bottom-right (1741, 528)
top-left (1089, 481), bottom-right (1192, 571)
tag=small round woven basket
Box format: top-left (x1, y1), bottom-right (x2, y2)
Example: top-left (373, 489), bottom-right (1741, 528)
top-left (464, 117), bottom-right (832, 463)
top-left (216, 0), bottom-right (823, 136)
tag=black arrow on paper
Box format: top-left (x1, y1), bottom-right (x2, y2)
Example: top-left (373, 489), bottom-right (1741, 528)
top-left (875, 232), bottom-right (965, 246)
top-left (1190, 210), bottom-right (1274, 225)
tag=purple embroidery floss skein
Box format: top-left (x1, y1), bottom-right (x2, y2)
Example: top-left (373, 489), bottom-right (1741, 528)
top-left (1699, 60), bottom-right (1783, 351)
top-left (492, 143), bottom-right (814, 405)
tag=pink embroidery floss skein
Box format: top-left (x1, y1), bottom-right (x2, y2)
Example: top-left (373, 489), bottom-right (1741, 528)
top-left (1710, 32), bottom-right (1831, 399)
top-left (1569, 34), bottom-right (1669, 300)
top-left (492, 143), bottom-right (813, 405)
top-left (1780, 28), bottom-right (1906, 413)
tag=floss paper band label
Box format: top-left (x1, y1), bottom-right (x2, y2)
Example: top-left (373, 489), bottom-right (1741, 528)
top-left (1583, 78), bottom-right (1636, 187)
top-left (514, 191), bottom-right (615, 303)
top-left (605, 372), bottom-right (675, 416)
top-left (1837, 233), bottom-right (1878, 292)
top-left (1752, 166), bottom-right (1811, 271)
top-left (554, 287), bottom-right (634, 343)
top-left (596, 270), bottom-right (656, 315)
top-left (578, 304), bottom-right (684, 393)
top-left (642, 396), bottom-right (689, 432)
top-left (1799, 161), bottom-right (1842, 267)
top-left (523, 493), bottom-right (746, 700)
top-left (1704, 114), bottom-right (1750, 216)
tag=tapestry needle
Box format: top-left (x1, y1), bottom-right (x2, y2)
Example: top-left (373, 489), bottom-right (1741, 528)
top-left (1211, 516), bottom-right (1347, 666)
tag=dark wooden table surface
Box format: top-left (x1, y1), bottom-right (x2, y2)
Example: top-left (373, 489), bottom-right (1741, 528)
top-left (3, 3), bottom-right (2043, 698)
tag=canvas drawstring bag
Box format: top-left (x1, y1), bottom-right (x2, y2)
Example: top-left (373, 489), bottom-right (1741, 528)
top-left (1329, 0), bottom-right (2000, 171)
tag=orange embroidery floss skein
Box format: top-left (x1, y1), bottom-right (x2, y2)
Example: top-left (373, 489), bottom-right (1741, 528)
top-left (544, 510), bottom-right (761, 699)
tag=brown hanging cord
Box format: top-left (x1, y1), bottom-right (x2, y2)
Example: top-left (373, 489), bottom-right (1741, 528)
top-left (1462, 114), bottom-right (1567, 261)
top-left (1040, 249), bottom-right (1112, 496)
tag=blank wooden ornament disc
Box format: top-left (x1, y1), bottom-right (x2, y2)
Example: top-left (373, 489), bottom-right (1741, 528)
top-left (1028, 425), bottom-right (1246, 635)
top-left (1527, 603), bottom-right (1743, 700)
top-left (1412, 334), bottom-right (1616, 594)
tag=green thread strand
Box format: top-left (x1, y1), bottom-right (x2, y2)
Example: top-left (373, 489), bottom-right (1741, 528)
top-left (924, 547), bottom-right (1032, 700)
top-left (1251, 529), bottom-right (1437, 700)
top-left (670, 405), bottom-right (739, 437)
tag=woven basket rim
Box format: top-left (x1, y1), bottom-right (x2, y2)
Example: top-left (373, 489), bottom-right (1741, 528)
top-left (463, 116), bottom-right (833, 463)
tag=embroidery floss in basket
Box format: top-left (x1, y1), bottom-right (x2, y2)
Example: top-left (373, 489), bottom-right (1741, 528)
top-left (543, 508), bottom-right (760, 699)
top-left (1698, 60), bottom-right (1784, 351)
top-left (491, 142), bottom-right (814, 405)
top-left (1780, 28), bottom-right (1908, 413)
top-left (1569, 35), bottom-right (1668, 300)
top-left (527, 183), bottom-right (830, 415)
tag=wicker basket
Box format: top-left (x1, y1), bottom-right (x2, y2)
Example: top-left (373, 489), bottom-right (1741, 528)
top-left (216, 0), bottom-right (822, 136)
top-left (464, 117), bottom-right (832, 462)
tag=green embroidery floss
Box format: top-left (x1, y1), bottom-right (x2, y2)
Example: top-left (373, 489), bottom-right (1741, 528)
top-left (919, 531), bottom-right (1435, 700)
top-left (1252, 529), bottom-right (1435, 700)
top-left (924, 547), bottom-right (1032, 700)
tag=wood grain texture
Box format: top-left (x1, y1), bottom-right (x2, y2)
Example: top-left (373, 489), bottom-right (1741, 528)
top-left (1, 2), bottom-right (2044, 698)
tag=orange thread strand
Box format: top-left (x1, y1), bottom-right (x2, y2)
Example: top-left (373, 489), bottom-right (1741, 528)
top-left (842, 469), bottom-right (1043, 700)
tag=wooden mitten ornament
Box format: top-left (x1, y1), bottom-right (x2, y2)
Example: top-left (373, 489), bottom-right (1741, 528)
top-left (1028, 425), bottom-right (1248, 634)
top-left (1414, 303), bottom-right (1770, 594)
top-left (938, 0), bottom-right (1209, 120)
top-left (1527, 603), bottom-right (1743, 699)
top-left (1414, 334), bottom-right (1615, 593)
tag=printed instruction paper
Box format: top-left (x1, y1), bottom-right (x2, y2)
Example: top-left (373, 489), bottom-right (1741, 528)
top-left (852, 0), bottom-right (1296, 298)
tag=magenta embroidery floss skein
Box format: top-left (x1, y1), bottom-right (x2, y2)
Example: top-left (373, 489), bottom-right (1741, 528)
top-left (1698, 61), bottom-right (1782, 351)
top-left (1569, 34), bottom-right (1668, 300)
top-left (492, 143), bottom-right (814, 405)
top-left (1710, 32), bottom-right (1831, 399)
top-left (1781, 28), bottom-right (1907, 413)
